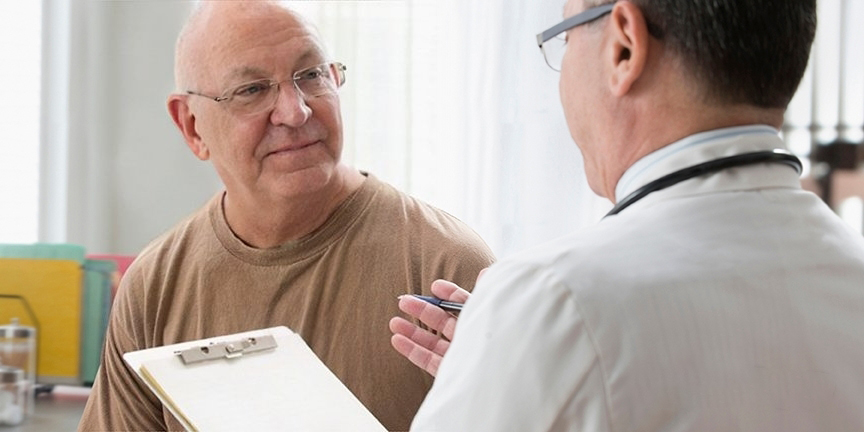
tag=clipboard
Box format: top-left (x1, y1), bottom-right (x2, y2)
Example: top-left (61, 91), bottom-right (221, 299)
top-left (123, 326), bottom-right (386, 432)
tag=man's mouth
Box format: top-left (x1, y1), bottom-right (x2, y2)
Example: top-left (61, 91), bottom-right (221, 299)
top-left (266, 140), bottom-right (321, 156)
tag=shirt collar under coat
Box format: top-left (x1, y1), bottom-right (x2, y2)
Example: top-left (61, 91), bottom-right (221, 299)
top-left (612, 125), bottom-right (802, 214)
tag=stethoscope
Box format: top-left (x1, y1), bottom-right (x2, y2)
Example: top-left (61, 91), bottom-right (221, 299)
top-left (605, 149), bottom-right (803, 217)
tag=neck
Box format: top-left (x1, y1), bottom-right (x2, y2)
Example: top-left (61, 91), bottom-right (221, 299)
top-left (597, 99), bottom-right (784, 201)
top-left (223, 165), bottom-right (366, 248)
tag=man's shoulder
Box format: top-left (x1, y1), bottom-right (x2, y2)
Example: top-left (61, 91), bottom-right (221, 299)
top-left (499, 224), bottom-right (620, 268)
top-left (367, 176), bottom-right (490, 244)
top-left (485, 223), bottom-right (646, 303)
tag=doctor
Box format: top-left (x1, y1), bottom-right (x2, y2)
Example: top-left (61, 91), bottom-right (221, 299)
top-left (393, 0), bottom-right (864, 430)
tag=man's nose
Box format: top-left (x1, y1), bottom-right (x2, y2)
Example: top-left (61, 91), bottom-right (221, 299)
top-left (269, 81), bottom-right (312, 127)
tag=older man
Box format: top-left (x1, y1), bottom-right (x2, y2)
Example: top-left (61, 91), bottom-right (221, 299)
top-left (396, 0), bottom-right (864, 430)
top-left (78, 2), bottom-right (493, 431)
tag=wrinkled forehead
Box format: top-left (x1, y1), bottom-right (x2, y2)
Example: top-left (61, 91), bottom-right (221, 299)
top-left (182, 3), bottom-right (329, 88)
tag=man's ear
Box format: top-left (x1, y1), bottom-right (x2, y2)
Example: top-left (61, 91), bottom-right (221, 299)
top-left (606, 1), bottom-right (650, 97)
top-left (167, 95), bottom-right (210, 161)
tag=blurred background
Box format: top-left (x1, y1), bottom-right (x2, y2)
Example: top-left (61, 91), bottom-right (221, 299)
top-left (1, 2), bottom-right (861, 427)
top-left (1, 0), bottom-right (862, 261)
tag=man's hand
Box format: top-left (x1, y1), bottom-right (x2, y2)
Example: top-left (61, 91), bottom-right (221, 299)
top-left (389, 279), bottom-right (471, 377)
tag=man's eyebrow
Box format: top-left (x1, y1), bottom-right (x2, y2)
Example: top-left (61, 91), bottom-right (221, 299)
top-left (223, 66), bottom-right (269, 84)
top-left (221, 48), bottom-right (324, 84)
top-left (295, 49), bottom-right (325, 68)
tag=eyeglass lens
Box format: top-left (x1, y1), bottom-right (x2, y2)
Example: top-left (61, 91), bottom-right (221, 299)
top-left (228, 63), bottom-right (344, 116)
top-left (541, 35), bottom-right (567, 72)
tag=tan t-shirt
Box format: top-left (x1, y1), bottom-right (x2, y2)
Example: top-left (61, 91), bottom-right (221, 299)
top-left (78, 174), bottom-right (494, 431)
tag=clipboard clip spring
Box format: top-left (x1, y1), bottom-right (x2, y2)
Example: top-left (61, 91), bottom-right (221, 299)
top-left (177, 335), bottom-right (278, 365)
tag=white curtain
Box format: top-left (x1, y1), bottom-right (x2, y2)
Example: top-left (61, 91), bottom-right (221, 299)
top-left (291, 0), bottom-right (864, 256)
top-left (27, 0), bottom-right (859, 254)
top-left (286, 0), bottom-right (610, 259)
top-left (0, 1), bottom-right (41, 243)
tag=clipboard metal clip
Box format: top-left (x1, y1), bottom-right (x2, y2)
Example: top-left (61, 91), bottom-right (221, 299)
top-left (177, 335), bottom-right (277, 365)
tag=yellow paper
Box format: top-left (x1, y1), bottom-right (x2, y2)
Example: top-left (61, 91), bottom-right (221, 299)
top-left (0, 259), bottom-right (82, 384)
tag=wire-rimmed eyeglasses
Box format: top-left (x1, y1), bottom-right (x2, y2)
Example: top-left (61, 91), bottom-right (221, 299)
top-left (536, 3), bottom-right (615, 72)
top-left (186, 62), bottom-right (347, 116)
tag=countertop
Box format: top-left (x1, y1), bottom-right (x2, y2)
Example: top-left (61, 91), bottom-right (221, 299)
top-left (3, 386), bottom-right (89, 431)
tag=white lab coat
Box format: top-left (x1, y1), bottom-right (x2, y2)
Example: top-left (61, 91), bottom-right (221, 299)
top-left (412, 126), bottom-right (864, 432)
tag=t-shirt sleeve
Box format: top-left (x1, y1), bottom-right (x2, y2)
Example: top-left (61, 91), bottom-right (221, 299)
top-left (437, 241), bottom-right (496, 293)
top-left (77, 266), bottom-right (169, 432)
top-left (418, 214), bottom-right (496, 295)
top-left (410, 261), bottom-right (613, 431)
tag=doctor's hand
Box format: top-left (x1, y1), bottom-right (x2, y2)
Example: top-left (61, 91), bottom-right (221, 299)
top-left (389, 279), bottom-right (472, 377)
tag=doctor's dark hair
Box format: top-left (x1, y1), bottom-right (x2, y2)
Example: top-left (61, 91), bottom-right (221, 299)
top-left (593, 0), bottom-right (817, 109)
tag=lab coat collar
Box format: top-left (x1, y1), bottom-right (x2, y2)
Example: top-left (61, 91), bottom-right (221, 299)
top-left (612, 125), bottom-right (801, 212)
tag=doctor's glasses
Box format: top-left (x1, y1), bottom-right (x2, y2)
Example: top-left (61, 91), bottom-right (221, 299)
top-left (536, 3), bottom-right (615, 71)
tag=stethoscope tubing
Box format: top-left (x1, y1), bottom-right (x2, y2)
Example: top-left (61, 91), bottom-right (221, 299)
top-left (605, 150), bottom-right (803, 218)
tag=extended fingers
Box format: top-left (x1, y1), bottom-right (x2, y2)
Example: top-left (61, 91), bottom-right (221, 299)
top-left (398, 295), bottom-right (458, 338)
top-left (430, 279), bottom-right (471, 303)
top-left (389, 316), bottom-right (449, 377)
top-left (389, 317), bottom-right (451, 355)
top-left (390, 333), bottom-right (443, 376)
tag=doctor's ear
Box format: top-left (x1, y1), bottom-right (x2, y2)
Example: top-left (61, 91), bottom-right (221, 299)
top-left (606, 1), bottom-right (650, 97)
top-left (168, 95), bottom-right (210, 161)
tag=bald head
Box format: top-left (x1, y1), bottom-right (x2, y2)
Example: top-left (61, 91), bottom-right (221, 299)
top-left (173, 1), bottom-right (326, 92)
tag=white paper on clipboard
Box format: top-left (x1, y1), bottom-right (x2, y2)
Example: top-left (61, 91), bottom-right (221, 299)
top-left (123, 326), bottom-right (386, 432)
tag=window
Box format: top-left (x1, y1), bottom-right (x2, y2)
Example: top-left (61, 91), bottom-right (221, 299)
top-left (784, 0), bottom-right (864, 232)
top-left (0, 1), bottom-right (42, 243)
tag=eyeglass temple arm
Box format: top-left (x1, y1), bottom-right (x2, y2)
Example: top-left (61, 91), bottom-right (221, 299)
top-left (537, 3), bottom-right (616, 45)
top-left (186, 90), bottom-right (226, 102)
top-left (332, 63), bottom-right (347, 86)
